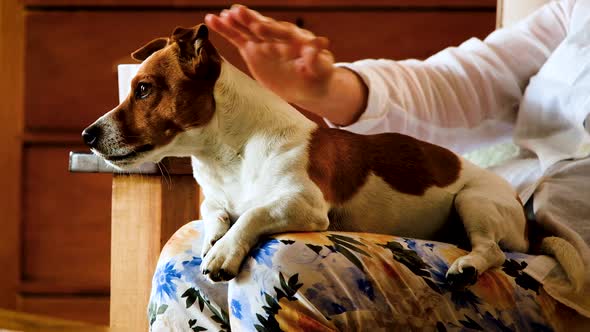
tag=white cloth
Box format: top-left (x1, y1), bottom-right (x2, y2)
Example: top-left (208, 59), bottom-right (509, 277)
top-left (327, 0), bottom-right (590, 315)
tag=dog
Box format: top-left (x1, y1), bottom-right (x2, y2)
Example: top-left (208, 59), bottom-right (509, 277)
top-left (82, 24), bottom-right (583, 290)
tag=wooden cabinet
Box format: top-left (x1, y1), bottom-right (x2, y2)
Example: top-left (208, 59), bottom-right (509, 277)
top-left (8, 0), bottom-right (496, 324)
top-left (21, 147), bottom-right (112, 289)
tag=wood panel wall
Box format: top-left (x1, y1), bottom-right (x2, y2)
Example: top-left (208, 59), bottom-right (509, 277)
top-left (3, 0), bottom-right (496, 324)
top-left (0, 0), bottom-right (24, 311)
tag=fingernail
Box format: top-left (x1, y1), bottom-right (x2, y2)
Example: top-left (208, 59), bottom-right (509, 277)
top-left (230, 4), bottom-right (241, 13)
top-left (302, 45), bottom-right (318, 55)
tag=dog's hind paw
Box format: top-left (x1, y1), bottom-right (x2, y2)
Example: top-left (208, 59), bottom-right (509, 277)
top-left (446, 242), bottom-right (505, 290)
top-left (446, 266), bottom-right (478, 291)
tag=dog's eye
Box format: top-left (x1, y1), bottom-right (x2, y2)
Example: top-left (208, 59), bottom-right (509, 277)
top-left (135, 82), bottom-right (152, 100)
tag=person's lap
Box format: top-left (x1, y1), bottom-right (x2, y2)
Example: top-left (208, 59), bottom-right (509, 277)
top-left (534, 158), bottom-right (590, 260)
top-left (148, 220), bottom-right (581, 331)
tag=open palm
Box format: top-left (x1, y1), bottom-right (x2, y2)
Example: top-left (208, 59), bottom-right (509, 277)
top-left (205, 5), bottom-right (335, 105)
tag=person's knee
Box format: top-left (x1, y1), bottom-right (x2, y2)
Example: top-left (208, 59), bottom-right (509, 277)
top-left (158, 220), bottom-right (205, 261)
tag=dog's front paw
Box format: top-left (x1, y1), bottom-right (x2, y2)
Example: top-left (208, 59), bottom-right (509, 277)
top-left (201, 216), bottom-right (231, 258)
top-left (201, 232), bottom-right (223, 258)
top-left (201, 237), bottom-right (249, 282)
top-left (446, 257), bottom-right (479, 291)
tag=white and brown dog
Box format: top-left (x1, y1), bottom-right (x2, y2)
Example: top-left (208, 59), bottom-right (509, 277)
top-left (83, 24), bottom-right (583, 289)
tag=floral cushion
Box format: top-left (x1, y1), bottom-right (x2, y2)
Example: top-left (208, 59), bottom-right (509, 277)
top-left (148, 220), bottom-right (584, 331)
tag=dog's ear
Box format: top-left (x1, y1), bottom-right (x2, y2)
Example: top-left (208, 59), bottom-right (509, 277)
top-left (131, 37), bottom-right (170, 62)
top-left (171, 24), bottom-right (208, 56)
top-left (171, 24), bottom-right (220, 79)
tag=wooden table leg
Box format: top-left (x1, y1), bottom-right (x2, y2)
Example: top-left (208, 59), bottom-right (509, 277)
top-left (110, 174), bottom-right (198, 331)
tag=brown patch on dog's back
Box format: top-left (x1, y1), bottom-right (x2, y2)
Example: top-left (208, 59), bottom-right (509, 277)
top-left (307, 128), bottom-right (461, 204)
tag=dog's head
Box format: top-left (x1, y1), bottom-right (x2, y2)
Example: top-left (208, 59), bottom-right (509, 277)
top-left (82, 24), bottom-right (221, 169)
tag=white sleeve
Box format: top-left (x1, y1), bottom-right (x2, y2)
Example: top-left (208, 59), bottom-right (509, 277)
top-left (326, 0), bottom-right (574, 154)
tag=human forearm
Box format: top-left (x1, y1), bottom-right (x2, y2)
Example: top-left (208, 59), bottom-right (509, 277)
top-left (323, 0), bottom-right (572, 152)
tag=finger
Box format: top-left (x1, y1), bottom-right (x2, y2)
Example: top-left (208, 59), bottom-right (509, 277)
top-left (309, 36), bottom-right (330, 50)
top-left (205, 13), bottom-right (247, 47)
top-left (274, 42), bottom-right (301, 59)
top-left (231, 4), bottom-right (271, 27)
top-left (250, 20), bottom-right (300, 42)
top-left (256, 42), bottom-right (281, 57)
top-left (300, 37), bottom-right (332, 74)
top-left (314, 49), bottom-right (335, 78)
top-left (271, 36), bottom-right (329, 60)
top-left (301, 45), bottom-right (319, 77)
top-left (229, 5), bottom-right (300, 42)
top-left (297, 27), bottom-right (316, 39)
top-left (220, 9), bottom-right (263, 43)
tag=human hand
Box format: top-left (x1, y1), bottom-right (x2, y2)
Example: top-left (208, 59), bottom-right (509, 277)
top-left (205, 5), bottom-right (335, 105)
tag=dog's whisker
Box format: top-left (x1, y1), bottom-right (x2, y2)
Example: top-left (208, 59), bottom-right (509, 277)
top-left (159, 161), bottom-right (173, 190)
top-left (157, 162), bottom-right (171, 189)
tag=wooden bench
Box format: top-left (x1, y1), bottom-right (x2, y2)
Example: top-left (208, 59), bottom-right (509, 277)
top-left (69, 154), bottom-right (199, 331)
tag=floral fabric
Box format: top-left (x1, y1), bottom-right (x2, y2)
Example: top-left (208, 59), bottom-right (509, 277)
top-left (148, 220), bottom-right (582, 331)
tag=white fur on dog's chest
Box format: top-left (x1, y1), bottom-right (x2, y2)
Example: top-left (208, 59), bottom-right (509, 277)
top-left (191, 134), bottom-right (315, 221)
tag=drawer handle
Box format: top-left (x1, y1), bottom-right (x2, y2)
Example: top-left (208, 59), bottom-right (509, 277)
top-left (295, 17), bottom-right (305, 28)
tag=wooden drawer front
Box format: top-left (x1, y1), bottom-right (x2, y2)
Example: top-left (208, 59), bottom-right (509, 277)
top-left (22, 146), bottom-right (111, 291)
top-left (26, 10), bottom-right (494, 131)
top-left (17, 295), bottom-right (109, 325)
top-left (24, 0), bottom-right (497, 8)
top-left (286, 11), bottom-right (495, 61)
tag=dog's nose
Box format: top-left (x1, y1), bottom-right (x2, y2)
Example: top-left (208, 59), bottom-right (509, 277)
top-left (82, 126), bottom-right (101, 148)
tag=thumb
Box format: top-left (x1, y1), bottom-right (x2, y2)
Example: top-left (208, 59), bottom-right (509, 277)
top-left (301, 45), bottom-right (334, 81)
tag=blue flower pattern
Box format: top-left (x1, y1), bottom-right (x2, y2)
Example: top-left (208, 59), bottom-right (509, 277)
top-left (250, 238), bottom-right (280, 267)
top-left (153, 261), bottom-right (181, 301)
top-left (230, 299), bottom-right (243, 320)
top-left (181, 256), bottom-right (202, 281)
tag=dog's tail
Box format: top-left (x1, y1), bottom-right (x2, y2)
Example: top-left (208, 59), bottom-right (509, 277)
top-left (538, 236), bottom-right (585, 292)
